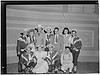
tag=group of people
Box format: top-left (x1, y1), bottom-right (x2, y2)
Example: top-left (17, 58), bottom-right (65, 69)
top-left (16, 24), bottom-right (82, 74)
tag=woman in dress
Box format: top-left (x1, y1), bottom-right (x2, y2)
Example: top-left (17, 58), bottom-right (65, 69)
top-left (62, 27), bottom-right (71, 52)
top-left (32, 45), bottom-right (49, 73)
top-left (61, 46), bottom-right (73, 73)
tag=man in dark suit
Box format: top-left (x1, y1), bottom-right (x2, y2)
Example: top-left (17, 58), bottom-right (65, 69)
top-left (51, 27), bottom-right (64, 73)
top-left (16, 29), bottom-right (28, 72)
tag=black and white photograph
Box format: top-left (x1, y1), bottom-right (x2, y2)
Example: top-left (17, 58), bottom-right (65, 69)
top-left (1, 0), bottom-right (99, 74)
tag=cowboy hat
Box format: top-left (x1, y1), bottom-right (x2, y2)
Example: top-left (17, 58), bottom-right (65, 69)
top-left (71, 29), bottom-right (77, 33)
top-left (45, 27), bottom-right (52, 32)
top-left (20, 28), bottom-right (28, 35)
top-left (37, 24), bottom-right (43, 29)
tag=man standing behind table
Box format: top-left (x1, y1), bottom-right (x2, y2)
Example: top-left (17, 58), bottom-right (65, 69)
top-left (16, 29), bottom-right (28, 73)
top-left (35, 24), bottom-right (46, 50)
top-left (51, 27), bottom-right (64, 73)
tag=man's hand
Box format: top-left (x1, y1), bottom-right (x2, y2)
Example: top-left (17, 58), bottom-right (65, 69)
top-left (34, 58), bottom-right (37, 63)
top-left (18, 52), bottom-right (20, 55)
top-left (73, 47), bottom-right (77, 50)
top-left (60, 50), bottom-right (63, 54)
top-left (22, 64), bottom-right (26, 69)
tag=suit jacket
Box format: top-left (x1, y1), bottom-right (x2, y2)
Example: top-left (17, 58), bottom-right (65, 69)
top-left (35, 32), bottom-right (45, 47)
top-left (45, 33), bottom-right (53, 46)
top-left (71, 36), bottom-right (82, 50)
top-left (51, 34), bottom-right (64, 53)
top-left (16, 36), bottom-right (27, 56)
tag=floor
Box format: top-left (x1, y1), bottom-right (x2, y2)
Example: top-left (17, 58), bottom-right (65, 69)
top-left (7, 62), bottom-right (99, 74)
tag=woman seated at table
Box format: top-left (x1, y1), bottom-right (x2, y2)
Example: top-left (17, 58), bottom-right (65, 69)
top-left (31, 45), bottom-right (49, 73)
top-left (61, 46), bottom-right (73, 73)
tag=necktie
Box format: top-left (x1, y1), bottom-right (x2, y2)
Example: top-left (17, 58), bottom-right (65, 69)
top-left (30, 37), bottom-right (33, 43)
top-left (56, 35), bottom-right (58, 43)
top-left (38, 33), bottom-right (40, 36)
top-left (47, 34), bottom-right (49, 41)
top-left (33, 36), bottom-right (35, 42)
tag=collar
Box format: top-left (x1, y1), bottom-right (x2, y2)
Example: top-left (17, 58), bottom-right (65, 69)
top-left (47, 33), bottom-right (50, 35)
top-left (65, 34), bottom-right (69, 37)
top-left (55, 34), bottom-right (59, 37)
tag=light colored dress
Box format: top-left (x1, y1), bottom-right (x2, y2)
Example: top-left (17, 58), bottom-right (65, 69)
top-left (64, 34), bottom-right (71, 47)
top-left (32, 51), bottom-right (49, 73)
top-left (61, 52), bottom-right (73, 72)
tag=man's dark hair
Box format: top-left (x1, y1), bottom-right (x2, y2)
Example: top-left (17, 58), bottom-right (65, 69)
top-left (20, 33), bottom-right (24, 35)
top-left (65, 46), bottom-right (70, 49)
top-left (65, 46), bottom-right (72, 52)
top-left (34, 28), bottom-right (38, 32)
top-left (53, 27), bottom-right (59, 35)
top-left (71, 30), bottom-right (77, 33)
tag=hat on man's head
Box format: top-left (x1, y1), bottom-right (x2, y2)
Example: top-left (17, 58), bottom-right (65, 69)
top-left (37, 24), bottom-right (43, 29)
top-left (20, 28), bottom-right (28, 35)
top-left (20, 31), bottom-right (24, 35)
top-left (45, 26), bottom-right (52, 32)
top-left (71, 29), bottom-right (77, 33)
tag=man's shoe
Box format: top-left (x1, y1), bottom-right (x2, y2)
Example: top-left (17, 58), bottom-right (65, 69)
top-left (73, 70), bottom-right (77, 73)
top-left (69, 72), bottom-right (72, 74)
top-left (54, 71), bottom-right (58, 74)
top-left (18, 69), bottom-right (23, 73)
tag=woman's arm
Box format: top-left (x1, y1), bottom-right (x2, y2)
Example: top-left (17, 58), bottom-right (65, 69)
top-left (69, 53), bottom-right (73, 63)
top-left (61, 53), bottom-right (64, 65)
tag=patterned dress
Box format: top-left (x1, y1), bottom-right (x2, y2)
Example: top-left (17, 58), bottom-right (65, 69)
top-left (32, 51), bottom-right (49, 73)
top-left (61, 52), bottom-right (73, 71)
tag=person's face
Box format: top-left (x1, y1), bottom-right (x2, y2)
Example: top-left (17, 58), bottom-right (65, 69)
top-left (23, 31), bottom-right (27, 36)
top-left (65, 48), bottom-right (70, 54)
top-left (47, 29), bottom-right (51, 34)
top-left (64, 29), bottom-right (68, 35)
top-left (72, 32), bottom-right (76, 37)
top-left (27, 48), bottom-right (31, 53)
top-left (30, 32), bottom-right (33, 37)
top-left (34, 30), bottom-right (38, 34)
top-left (38, 46), bottom-right (41, 51)
top-left (55, 29), bottom-right (59, 35)
top-left (38, 28), bottom-right (42, 32)
top-left (49, 47), bottom-right (53, 51)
